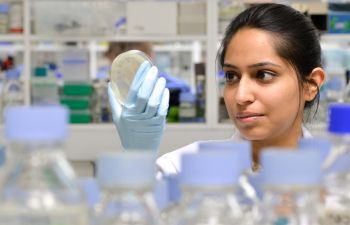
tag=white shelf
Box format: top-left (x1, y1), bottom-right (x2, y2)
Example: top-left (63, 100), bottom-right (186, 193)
top-left (29, 35), bottom-right (207, 43)
top-left (321, 33), bottom-right (350, 42)
top-left (0, 0), bottom-right (23, 2)
top-left (0, 44), bottom-right (24, 52)
top-left (65, 123), bottom-right (234, 160)
top-left (0, 34), bottom-right (24, 42)
top-left (30, 44), bottom-right (96, 52)
top-left (154, 43), bottom-right (199, 52)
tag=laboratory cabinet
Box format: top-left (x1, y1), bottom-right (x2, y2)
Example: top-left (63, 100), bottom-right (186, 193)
top-left (0, 0), bottom-right (348, 159)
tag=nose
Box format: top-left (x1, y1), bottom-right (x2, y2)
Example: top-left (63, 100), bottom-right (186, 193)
top-left (235, 76), bottom-right (255, 106)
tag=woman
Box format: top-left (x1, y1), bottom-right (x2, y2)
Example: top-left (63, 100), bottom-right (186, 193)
top-left (108, 3), bottom-right (325, 177)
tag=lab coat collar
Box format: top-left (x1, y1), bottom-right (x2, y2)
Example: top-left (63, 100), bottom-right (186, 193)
top-left (231, 125), bottom-right (313, 140)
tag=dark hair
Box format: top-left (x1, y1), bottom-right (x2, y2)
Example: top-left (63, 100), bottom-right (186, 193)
top-left (217, 3), bottom-right (321, 120)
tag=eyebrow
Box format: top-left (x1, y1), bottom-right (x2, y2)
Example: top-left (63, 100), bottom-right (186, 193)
top-left (223, 62), bottom-right (282, 69)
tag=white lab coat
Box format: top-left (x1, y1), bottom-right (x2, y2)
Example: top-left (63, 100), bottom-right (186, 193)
top-left (156, 126), bottom-right (313, 178)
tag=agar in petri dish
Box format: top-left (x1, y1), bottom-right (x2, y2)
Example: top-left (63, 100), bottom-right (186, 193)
top-left (110, 50), bottom-right (153, 105)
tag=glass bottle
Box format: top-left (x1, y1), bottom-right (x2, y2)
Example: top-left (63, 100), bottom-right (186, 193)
top-left (259, 149), bottom-right (323, 225)
top-left (93, 151), bottom-right (160, 225)
top-left (197, 140), bottom-right (259, 221)
top-left (164, 150), bottom-right (245, 225)
top-left (0, 105), bottom-right (88, 225)
top-left (321, 103), bottom-right (350, 224)
top-left (298, 137), bottom-right (332, 165)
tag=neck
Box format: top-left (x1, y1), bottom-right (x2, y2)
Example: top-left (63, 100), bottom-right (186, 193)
top-left (251, 123), bottom-right (303, 170)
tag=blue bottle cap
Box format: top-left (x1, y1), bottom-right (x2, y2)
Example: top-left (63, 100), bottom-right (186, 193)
top-left (5, 69), bottom-right (20, 80)
top-left (328, 103), bottom-right (350, 134)
top-left (0, 3), bottom-right (9, 13)
top-left (198, 140), bottom-right (252, 171)
top-left (261, 149), bottom-right (322, 187)
top-left (48, 63), bottom-right (57, 71)
top-left (179, 150), bottom-right (241, 187)
top-left (4, 106), bottom-right (68, 142)
top-left (96, 151), bottom-right (156, 188)
top-left (298, 138), bottom-right (332, 162)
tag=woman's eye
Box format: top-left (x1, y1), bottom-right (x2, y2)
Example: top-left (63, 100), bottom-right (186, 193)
top-left (225, 72), bottom-right (239, 83)
top-left (256, 70), bottom-right (276, 81)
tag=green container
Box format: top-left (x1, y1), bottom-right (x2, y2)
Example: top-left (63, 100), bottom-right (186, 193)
top-left (70, 113), bottom-right (92, 124)
top-left (60, 98), bottom-right (90, 110)
top-left (33, 67), bottom-right (47, 77)
top-left (63, 83), bottom-right (93, 96)
top-left (167, 106), bottom-right (179, 123)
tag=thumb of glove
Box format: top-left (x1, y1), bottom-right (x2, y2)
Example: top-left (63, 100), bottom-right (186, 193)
top-left (108, 82), bottom-right (122, 123)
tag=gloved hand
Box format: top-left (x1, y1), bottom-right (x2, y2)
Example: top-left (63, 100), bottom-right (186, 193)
top-left (108, 61), bottom-right (170, 151)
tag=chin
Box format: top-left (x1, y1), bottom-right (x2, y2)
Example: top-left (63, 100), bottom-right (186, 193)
top-left (238, 128), bottom-right (270, 141)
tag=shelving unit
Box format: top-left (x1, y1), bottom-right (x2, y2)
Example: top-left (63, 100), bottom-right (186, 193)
top-left (1, 0), bottom-right (347, 160)
top-left (0, 0), bottom-right (236, 159)
top-left (29, 35), bottom-right (208, 42)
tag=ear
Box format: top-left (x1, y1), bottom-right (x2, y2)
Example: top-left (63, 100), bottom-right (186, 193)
top-left (303, 67), bottom-right (326, 101)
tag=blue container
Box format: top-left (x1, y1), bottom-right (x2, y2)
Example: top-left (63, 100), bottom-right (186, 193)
top-left (328, 13), bottom-right (350, 33)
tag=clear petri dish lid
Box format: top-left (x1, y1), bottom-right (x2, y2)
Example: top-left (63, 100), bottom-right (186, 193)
top-left (110, 50), bottom-right (153, 105)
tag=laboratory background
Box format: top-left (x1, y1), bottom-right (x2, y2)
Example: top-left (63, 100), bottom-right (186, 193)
top-left (0, 0), bottom-right (350, 224)
top-left (0, 0), bottom-right (349, 175)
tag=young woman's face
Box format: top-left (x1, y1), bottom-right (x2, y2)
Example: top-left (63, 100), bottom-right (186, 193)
top-left (223, 28), bottom-right (305, 141)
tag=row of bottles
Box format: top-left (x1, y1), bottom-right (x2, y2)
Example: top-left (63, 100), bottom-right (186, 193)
top-left (158, 104), bottom-right (350, 225)
top-left (0, 105), bottom-right (159, 225)
top-left (0, 103), bottom-right (349, 225)
top-left (84, 98), bottom-right (350, 225)
top-left (96, 104), bottom-right (349, 225)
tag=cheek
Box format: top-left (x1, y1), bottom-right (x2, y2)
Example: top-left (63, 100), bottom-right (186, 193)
top-left (223, 78), bottom-right (301, 121)
top-left (223, 87), bottom-right (235, 117)
top-left (265, 81), bottom-right (301, 118)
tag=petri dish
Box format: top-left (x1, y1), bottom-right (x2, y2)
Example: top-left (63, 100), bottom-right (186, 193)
top-left (110, 50), bottom-right (153, 105)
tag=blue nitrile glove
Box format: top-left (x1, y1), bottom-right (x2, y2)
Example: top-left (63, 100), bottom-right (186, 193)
top-left (108, 61), bottom-right (170, 151)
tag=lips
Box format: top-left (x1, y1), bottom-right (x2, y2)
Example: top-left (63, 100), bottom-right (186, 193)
top-left (236, 112), bottom-right (264, 119)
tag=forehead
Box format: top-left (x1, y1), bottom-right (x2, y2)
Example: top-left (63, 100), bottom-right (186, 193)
top-left (225, 28), bottom-right (285, 66)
